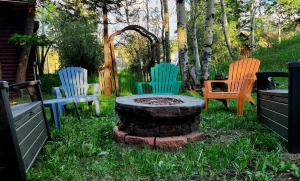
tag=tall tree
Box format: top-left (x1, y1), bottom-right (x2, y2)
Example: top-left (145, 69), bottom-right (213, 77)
top-left (160, 0), bottom-right (166, 62)
top-left (103, 0), bottom-right (111, 96)
top-left (15, 2), bottom-right (36, 83)
top-left (220, 0), bottom-right (235, 61)
top-left (163, 0), bottom-right (171, 63)
top-left (177, 0), bottom-right (190, 90)
top-left (190, 0), bottom-right (200, 69)
top-left (200, 0), bottom-right (215, 86)
top-left (249, 0), bottom-right (255, 52)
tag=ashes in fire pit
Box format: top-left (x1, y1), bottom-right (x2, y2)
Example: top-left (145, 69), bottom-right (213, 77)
top-left (134, 97), bottom-right (184, 105)
top-left (114, 95), bottom-right (206, 150)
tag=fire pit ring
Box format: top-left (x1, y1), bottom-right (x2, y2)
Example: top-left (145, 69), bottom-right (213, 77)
top-left (114, 95), bottom-right (205, 149)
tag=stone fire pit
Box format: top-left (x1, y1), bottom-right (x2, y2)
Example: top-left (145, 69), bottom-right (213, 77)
top-left (113, 95), bottom-right (205, 150)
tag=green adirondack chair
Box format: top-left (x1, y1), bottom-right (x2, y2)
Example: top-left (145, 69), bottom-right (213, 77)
top-left (136, 63), bottom-right (182, 94)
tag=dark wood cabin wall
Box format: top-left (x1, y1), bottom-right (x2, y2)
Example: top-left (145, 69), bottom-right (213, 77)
top-left (0, 3), bottom-right (35, 84)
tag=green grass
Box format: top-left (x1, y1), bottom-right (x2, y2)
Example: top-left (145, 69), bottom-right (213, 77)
top-left (25, 91), bottom-right (300, 181)
top-left (25, 37), bottom-right (300, 180)
top-left (211, 35), bottom-right (300, 81)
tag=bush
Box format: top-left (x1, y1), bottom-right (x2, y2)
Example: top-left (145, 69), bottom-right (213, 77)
top-left (50, 13), bottom-right (103, 75)
top-left (39, 74), bottom-right (60, 95)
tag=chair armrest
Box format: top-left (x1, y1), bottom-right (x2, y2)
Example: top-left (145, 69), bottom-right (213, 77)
top-left (89, 83), bottom-right (100, 95)
top-left (136, 82), bottom-right (151, 95)
top-left (52, 87), bottom-right (63, 99)
top-left (204, 80), bottom-right (229, 84)
top-left (256, 72), bottom-right (288, 78)
top-left (9, 81), bottom-right (42, 102)
top-left (203, 80), bottom-right (228, 94)
top-left (9, 80), bottom-right (40, 90)
top-left (256, 72), bottom-right (288, 90)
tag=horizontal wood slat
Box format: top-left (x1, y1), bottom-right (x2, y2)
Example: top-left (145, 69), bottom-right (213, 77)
top-left (260, 115), bottom-right (288, 141)
top-left (259, 106), bottom-right (288, 128)
top-left (260, 99), bottom-right (288, 116)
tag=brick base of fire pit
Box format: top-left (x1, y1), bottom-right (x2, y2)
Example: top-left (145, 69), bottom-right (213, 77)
top-left (114, 95), bottom-right (205, 150)
top-left (113, 126), bottom-right (205, 150)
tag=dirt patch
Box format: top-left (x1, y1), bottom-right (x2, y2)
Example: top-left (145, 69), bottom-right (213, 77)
top-left (204, 128), bottom-right (256, 145)
top-left (282, 153), bottom-right (300, 165)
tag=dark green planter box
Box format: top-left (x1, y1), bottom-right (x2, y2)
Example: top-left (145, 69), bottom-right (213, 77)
top-left (0, 81), bottom-right (51, 181)
top-left (258, 90), bottom-right (288, 141)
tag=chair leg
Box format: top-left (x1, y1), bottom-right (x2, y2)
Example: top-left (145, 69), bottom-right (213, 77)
top-left (94, 99), bottom-right (100, 115)
top-left (204, 98), bottom-right (209, 112)
top-left (52, 104), bottom-right (61, 129)
top-left (73, 102), bottom-right (81, 120)
top-left (237, 98), bottom-right (245, 116)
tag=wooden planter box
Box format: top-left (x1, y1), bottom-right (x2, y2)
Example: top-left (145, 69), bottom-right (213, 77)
top-left (0, 81), bottom-right (51, 181)
top-left (258, 90), bottom-right (288, 140)
top-left (257, 62), bottom-right (300, 153)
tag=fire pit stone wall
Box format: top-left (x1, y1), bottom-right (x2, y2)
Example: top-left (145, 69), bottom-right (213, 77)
top-left (114, 95), bottom-right (205, 150)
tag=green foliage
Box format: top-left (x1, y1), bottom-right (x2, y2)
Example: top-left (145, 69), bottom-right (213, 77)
top-left (50, 12), bottom-right (103, 74)
top-left (9, 34), bottom-right (52, 46)
top-left (38, 74), bottom-right (61, 95)
top-left (118, 69), bottom-right (138, 95)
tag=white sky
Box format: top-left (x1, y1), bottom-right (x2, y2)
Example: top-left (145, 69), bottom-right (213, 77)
top-left (108, 0), bottom-right (190, 40)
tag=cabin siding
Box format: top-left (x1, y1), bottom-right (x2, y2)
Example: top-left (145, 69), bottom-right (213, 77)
top-left (0, 2), bottom-right (35, 84)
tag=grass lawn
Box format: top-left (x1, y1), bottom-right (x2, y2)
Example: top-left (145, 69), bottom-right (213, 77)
top-left (22, 91), bottom-right (300, 181)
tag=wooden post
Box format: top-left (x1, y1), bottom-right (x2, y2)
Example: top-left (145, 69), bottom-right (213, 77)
top-left (109, 40), bottom-right (120, 96)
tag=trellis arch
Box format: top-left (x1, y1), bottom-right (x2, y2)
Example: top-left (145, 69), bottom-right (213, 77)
top-left (108, 25), bottom-right (160, 96)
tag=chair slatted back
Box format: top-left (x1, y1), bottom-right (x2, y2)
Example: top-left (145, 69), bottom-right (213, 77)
top-left (227, 58), bottom-right (260, 92)
top-left (150, 63), bottom-right (179, 94)
top-left (58, 67), bottom-right (89, 97)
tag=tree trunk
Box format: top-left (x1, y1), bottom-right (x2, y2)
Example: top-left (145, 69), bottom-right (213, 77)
top-left (103, 1), bottom-right (112, 96)
top-left (278, 19), bottom-right (281, 43)
top-left (249, 0), bottom-right (255, 53)
top-left (15, 10), bottom-right (35, 83)
top-left (160, 0), bottom-right (166, 62)
top-left (163, 0), bottom-right (171, 63)
top-left (146, 0), bottom-right (151, 72)
top-left (176, 0), bottom-right (190, 90)
top-left (200, 0), bottom-right (215, 86)
top-left (220, 0), bottom-right (235, 61)
top-left (190, 0), bottom-right (200, 69)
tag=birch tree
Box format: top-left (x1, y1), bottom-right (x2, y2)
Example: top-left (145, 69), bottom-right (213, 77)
top-left (249, 0), bottom-right (255, 52)
top-left (177, 0), bottom-right (190, 90)
top-left (190, 0), bottom-right (200, 69)
top-left (200, 0), bottom-right (214, 85)
top-left (220, 0), bottom-right (234, 61)
top-left (160, 0), bottom-right (166, 62)
top-left (163, 0), bottom-right (171, 63)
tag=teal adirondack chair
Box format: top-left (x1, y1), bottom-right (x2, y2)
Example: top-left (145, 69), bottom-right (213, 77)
top-left (52, 67), bottom-right (100, 115)
top-left (136, 63), bottom-right (182, 94)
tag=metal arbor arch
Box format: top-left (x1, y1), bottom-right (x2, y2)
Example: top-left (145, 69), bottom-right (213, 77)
top-left (108, 25), bottom-right (160, 96)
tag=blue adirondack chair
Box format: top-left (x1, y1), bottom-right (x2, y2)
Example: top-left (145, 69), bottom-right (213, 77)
top-left (52, 67), bottom-right (100, 115)
top-left (136, 63), bottom-right (182, 94)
